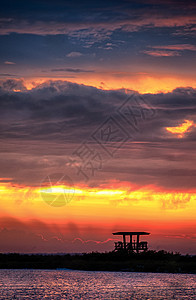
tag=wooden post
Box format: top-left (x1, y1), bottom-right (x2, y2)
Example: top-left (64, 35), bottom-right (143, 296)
top-left (123, 234), bottom-right (126, 250)
top-left (136, 234), bottom-right (140, 253)
top-left (129, 235), bottom-right (132, 250)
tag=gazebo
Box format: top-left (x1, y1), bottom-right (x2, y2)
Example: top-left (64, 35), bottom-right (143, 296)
top-left (113, 231), bottom-right (150, 253)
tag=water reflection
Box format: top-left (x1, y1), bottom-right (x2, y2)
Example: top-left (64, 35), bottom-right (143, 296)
top-left (0, 270), bottom-right (195, 299)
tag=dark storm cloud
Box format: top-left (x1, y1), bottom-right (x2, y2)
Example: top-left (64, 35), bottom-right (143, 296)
top-left (0, 80), bottom-right (196, 142)
top-left (0, 80), bottom-right (196, 189)
top-left (1, 79), bottom-right (26, 90)
top-left (0, 80), bottom-right (124, 141)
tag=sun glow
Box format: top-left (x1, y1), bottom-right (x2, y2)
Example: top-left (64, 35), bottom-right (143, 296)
top-left (166, 120), bottom-right (195, 138)
top-left (0, 182), bottom-right (196, 225)
top-left (8, 73), bottom-right (196, 94)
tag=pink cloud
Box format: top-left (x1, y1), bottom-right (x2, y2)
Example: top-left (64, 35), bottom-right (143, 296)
top-left (0, 14), bottom-right (196, 36)
top-left (143, 50), bottom-right (181, 57)
top-left (150, 44), bottom-right (196, 51)
top-left (4, 61), bottom-right (16, 65)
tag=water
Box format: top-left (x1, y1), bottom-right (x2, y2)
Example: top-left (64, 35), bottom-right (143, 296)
top-left (0, 270), bottom-right (195, 299)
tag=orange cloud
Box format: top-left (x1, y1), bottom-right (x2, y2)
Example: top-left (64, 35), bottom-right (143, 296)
top-left (0, 181), bottom-right (195, 225)
top-left (166, 120), bottom-right (195, 138)
top-left (9, 72), bottom-right (196, 94)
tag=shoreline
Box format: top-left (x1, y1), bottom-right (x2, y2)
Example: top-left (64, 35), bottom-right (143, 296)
top-left (0, 268), bottom-right (195, 275)
top-left (0, 251), bottom-right (195, 274)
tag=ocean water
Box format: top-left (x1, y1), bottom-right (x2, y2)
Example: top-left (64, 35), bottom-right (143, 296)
top-left (0, 269), bottom-right (195, 299)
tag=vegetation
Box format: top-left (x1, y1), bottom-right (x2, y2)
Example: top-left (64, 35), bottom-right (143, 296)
top-left (0, 250), bottom-right (195, 274)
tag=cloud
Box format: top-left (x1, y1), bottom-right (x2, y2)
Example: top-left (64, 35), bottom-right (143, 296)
top-left (0, 1), bottom-right (196, 38)
top-left (166, 120), bottom-right (195, 138)
top-left (173, 25), bottom-right (196, 36)
top-left (0, 217), bottom-right (115, 253)
top-left (66, 52), bottom-right (83, 58)
top-left (143, 50), bottom-right (181, 57)
top-left (51, 68), bottom-right (93, 73)
top-left (0, 79), bottom-right (26, 91)
top-left (0, 73), bottom-right (16, 76)
top-left (4, 61), bottom-right (16, 65)
top-left (0, 80), bottom-right (196, 143)
top-left (143, 44), bottom-right (196, 56)
top-left (161, 193), bottom-right (194, 209)
top-left (0, 80), bottom-right (196, 189)
top-left (0, 177), bottom-right (13, 182)
top-left (151, 44), bottom-right (196, 51)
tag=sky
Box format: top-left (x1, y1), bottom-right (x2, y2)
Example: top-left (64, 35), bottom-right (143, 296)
top-left (0, 0), bottom-right (196, 254)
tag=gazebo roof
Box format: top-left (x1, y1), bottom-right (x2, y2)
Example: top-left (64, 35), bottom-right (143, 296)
top-left (113, 232), bottom-right (150, 236)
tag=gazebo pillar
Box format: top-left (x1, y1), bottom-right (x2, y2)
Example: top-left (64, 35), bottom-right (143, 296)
top-left (136, 234), bottom-right (140, 253)
top-left (123, 234), bottom-right (126, 250)
top-left (129, 235), bottom-right (132, 250)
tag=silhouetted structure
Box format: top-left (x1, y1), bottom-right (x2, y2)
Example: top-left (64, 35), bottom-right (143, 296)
top-left (113, 231), bottom-right (150, 253)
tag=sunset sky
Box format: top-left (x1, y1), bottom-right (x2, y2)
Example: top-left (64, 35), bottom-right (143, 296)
top-left (0, 0), bottom-right (196, 254)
